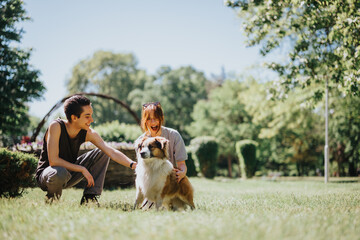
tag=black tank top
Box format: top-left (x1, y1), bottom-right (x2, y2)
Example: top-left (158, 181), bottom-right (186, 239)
top-left (35, 119), bottom-right (87, 181)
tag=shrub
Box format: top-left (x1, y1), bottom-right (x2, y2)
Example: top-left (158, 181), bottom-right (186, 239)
top-left (0, 148), bottom-right (38, 198)
top-left (186, 152), bottom-right (197, 177)
top-left (190, 136), bottom-right (218, 179)
top-left (94, 121), bottom-right (142, 142)
top-left (236, 140), bottom-right (258, 179)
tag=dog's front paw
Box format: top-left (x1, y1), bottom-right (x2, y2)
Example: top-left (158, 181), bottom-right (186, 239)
top-left (140, 199), bottom-right (154, 210)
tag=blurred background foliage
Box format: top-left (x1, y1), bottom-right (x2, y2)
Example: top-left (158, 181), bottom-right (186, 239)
top-left (2, 0), bottom-right (360, 178)
top-left (93, 121), bottom-right (142, 143)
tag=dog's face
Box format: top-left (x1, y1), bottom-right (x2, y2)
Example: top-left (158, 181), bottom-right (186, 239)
top-left (136, 136), bottom-right (169, 160)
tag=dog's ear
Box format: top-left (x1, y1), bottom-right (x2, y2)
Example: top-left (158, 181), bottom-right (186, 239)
top-left (135, 136), bottom-right (147, 151)
top-left (155, 137), bottom-right (168, 150)
top-left (134, 139), bottom-right (141, 152)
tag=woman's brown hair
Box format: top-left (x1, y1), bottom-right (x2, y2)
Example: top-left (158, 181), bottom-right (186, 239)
top-left (141, 102), bottom-right (164, 133)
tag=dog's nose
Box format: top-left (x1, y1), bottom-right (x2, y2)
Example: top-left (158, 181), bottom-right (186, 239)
top-left (141, 152), bottom-right (147, 158)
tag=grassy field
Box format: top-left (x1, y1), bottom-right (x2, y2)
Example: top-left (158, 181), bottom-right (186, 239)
top-left (1, 177), bottom-right (360, 240)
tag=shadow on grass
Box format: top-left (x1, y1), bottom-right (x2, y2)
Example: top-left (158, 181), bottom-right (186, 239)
top-left (102, 201), bottom-right (134, 211)
top-left (101, 201), bottom-right (200, 212)
top-left (331, 180), bottom-right (360, 183)
top-left (251, 176), bottom-right (360, 183)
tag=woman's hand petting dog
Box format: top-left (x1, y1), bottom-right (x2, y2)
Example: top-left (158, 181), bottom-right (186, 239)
top-left (174, 168), bottom-right (186, 183)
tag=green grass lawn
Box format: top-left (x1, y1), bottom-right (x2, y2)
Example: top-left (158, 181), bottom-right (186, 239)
top-left (1, 177), bottom-right (360, 240)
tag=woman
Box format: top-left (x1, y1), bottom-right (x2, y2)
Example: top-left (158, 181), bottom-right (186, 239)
top-left (137, 101), bottom-right (188, 182)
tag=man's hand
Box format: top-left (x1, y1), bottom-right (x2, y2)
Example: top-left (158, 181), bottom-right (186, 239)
top-left (174, 168), bottom-right (186, 183)
top-left (131, 162), bottom-right (137, 170)
top-left (82, 167), bottom-right (94, 187)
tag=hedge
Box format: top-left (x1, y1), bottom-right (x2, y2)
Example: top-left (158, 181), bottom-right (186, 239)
top-left (0, 148), bottom-right (38, 198)
top-left (190, 136), bottom-right (218, 179)
top-left (235, 140), bottom-right (258, 179)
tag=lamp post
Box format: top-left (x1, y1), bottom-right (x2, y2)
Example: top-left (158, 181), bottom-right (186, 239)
top-left (324, 77), bottom-right (329, 183)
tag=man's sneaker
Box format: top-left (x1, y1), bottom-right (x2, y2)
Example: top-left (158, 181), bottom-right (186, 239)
top-left (80, 194), bottom-right (100, 207)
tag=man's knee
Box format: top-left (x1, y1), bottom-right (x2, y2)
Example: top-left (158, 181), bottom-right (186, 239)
top-left (46, 166), bottom-right (70, 187)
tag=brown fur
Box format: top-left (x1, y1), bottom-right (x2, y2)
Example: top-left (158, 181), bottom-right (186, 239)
top-left (134, 136), bottom-right (195, 210)
top-left (161, 171), bottom-right (195, 210)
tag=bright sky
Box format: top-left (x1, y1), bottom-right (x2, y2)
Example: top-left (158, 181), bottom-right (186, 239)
top-left (21, 0), bottom-right (266, 118)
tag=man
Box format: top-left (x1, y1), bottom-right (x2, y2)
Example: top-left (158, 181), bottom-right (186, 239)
top-left (35, 95), bottom-right (137, 205)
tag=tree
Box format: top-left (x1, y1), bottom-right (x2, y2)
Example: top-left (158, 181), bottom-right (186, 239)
top-left (257, 87), bottom-right (324, 176)
top-left (66, 50), bottom-right (150, 124)
top-left (226, 0), bottom-right (360, 99)
top-left (188, 79), bottom-right (258, 177)
top-left (189, 79), bottom-right (256, 152)
top-left (129, 65), bottom-right (208, 143)
top-left (0, 0), bottom-right (45, 144)
top-left (189, 78), bottom-right (324, 176)
top-left (329, 92), bottom-right (360, 176)
top-left (156, 66), bottom-right (208, 139)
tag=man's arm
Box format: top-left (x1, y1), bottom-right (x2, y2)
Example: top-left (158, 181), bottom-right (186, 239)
top-left (47, 122), bottom-right (94, 187)
top-left (86, 128), bottom-right (137, 169)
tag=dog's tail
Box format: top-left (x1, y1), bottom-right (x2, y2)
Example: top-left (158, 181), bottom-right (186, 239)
top-left (178, 192), bottom-right (195, 210)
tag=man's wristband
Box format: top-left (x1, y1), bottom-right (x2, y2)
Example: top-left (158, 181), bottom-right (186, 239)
top-left (130, 162), bottom-right (134, 169)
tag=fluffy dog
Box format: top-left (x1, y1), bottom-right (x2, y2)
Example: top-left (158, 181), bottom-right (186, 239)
top-left (133, 136), bottom-right (195, 210)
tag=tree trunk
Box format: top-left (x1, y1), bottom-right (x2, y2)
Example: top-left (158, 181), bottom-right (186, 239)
top-left (227, 155), bottom-right (232, 178)
top-left (337, 162), bottom-right (342, 177)
top-left (296, 163), bottom-right (301, 176)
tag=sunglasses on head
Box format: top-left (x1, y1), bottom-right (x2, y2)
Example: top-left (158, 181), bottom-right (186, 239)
top-left (142, 101), bottom-right (160, 108)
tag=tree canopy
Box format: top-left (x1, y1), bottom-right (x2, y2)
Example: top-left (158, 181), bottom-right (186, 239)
top-left (0, 0), bottom-right (45, 143)
top-left (189, 78), bottom-right (325, 176)
top-left (66, 51), bottom-right (208, 143)
top-left (329, 92), bottom-right (360, 176)
top-left (226, 0), bottom-right (360, 100)
top-left (66, 50), bottom-right (150, 124)
top-left (188, 79), bottom-right (257, 156)
top-left (129, 65), bottom-right (209, 143)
